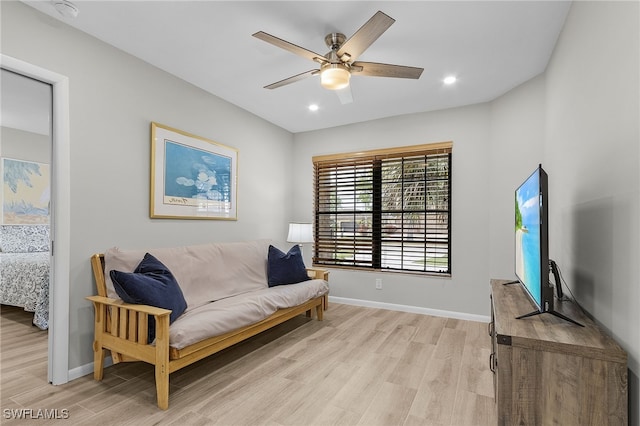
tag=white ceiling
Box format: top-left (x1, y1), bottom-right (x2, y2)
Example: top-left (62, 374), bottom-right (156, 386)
top-left (21, 1), bottom-right (571, 133)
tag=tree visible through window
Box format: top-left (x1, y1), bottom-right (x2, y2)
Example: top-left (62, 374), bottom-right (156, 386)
top-left (313, 142), bottom-right (452, 275)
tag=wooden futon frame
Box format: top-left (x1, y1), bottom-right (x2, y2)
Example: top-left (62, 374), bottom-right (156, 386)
top-left (87, 254), bottom-right (328, 410)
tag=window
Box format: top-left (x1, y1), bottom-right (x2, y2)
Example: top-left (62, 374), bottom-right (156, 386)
top-left (313, 142), bottom-right (452, 275)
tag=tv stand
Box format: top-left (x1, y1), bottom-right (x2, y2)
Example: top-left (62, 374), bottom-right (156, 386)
top-left (515, 307), bottom-right (584, 327)
top-left (507, 260), bottom-right (583, 325)
top-left (489, 279), bottom-right (628, 425)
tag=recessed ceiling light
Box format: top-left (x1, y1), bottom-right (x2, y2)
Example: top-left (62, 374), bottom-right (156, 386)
top-left (308, 104), bottom-right (319, 112)
top-left (53, 0), bottom-right (79, 18)
top-left (443, 75), bottom-right (457, 85)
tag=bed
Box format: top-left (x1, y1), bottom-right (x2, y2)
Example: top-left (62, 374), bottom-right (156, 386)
top-left (0, 225), bottom-right (50, 330)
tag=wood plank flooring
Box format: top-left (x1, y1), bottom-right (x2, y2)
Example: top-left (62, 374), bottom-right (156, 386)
top-left (1, 303), bottom-right (496, 425)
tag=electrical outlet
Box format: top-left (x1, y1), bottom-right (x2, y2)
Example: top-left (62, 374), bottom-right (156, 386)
top-left (375, 278), bottom-right (382, 290)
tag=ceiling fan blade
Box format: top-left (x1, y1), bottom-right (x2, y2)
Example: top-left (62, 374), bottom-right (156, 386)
top-left (336, 11), bottom-right (395, 62)
top-left (335, 86), bottom-right (353, 105)
top-left (253, 31), bottom-right (326, 63)
top-left (264, 69), bottom-right (319, 89)
top-left (352, 61), bottom-right (424, 79)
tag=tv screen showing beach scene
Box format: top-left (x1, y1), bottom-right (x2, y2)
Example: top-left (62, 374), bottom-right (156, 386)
top-left (515, 168), bottom-right (542, 308)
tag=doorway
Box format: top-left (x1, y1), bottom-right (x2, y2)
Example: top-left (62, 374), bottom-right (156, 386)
top-left (1, 54), bottom-right (70, 385)
top-left (1, 68), bottom-right (51, 334)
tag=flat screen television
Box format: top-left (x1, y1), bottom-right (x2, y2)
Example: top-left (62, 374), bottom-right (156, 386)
top-left (513, 164), bottom-right (582, 325)
top-left (514, 164), bottom-right (551, 312)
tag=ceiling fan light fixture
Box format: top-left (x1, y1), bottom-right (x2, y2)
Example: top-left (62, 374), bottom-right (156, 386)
top-left (320, 64), bottom-right (351, 90)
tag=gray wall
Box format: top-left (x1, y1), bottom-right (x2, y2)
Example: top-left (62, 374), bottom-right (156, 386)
top-left (292, 104), bottom-right (492, 316)
top-left (1, 126), bottom-right (51, 163)
top-left (2, 1), bottom-right (295, 368)
top-left (545, 2), bottom-right (639, 423)
top-left (488, 74), bottom-right (545, 279)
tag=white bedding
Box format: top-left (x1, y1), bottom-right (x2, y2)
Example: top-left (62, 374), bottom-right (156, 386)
top-left (0, 251), bottom-right (50, 330)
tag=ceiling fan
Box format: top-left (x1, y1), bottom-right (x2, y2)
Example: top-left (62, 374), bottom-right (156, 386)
top-left (252, 11), bottom-right (423, 103)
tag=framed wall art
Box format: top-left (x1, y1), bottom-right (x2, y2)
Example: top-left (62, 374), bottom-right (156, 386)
top-left (1, 157), bottom-right (50, 225)
top-left (150, 122), bottom-right (238, 220)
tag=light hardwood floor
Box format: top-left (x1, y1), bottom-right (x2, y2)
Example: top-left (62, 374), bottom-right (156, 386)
top-left (1, 303), bottom-right (496, 425)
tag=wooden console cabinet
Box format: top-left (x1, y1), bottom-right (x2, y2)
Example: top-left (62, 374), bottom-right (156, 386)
top-left (490, 279), bottom-right (627, 425)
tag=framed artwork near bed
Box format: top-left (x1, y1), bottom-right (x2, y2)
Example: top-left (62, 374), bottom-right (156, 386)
top-left (150, 122), bottom-right (238, 220)
top-left (1, 157), bottom-right (50, 225)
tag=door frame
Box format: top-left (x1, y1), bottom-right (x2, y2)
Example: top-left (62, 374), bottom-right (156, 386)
top-left (1, 54), bottom-right (70, 385)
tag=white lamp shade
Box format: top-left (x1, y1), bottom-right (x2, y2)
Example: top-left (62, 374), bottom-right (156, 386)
top-left (287, 223), bottom-right (313, 243)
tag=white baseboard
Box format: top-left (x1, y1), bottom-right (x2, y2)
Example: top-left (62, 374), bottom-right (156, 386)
top-left (329, 296), bottom-right (490, 323)
top-left (69, 298), bottom-right (489, 380)
top-left (68, 356), bottom-right (113, 382)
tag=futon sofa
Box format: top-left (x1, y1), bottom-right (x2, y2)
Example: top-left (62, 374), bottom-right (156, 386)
top-left (88, 239), bottom-right (329, 409)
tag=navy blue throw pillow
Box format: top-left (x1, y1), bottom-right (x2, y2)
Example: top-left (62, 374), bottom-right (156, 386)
top-left (110, 253), bottom-right (187, 343)
top-left (267, 244), bottom-right (311, 287)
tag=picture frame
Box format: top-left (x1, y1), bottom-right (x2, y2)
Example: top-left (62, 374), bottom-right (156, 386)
top-left (150, 122), bottom-right (238, 220)
top-left (1, 157), bottom-right (50, 225)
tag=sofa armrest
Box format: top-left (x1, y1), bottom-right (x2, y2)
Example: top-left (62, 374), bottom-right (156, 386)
top-left (306, 268), bottom-right (329, 281)
top-left (86, 294), bottom-right (171, 406)
top-left (86, 295), bottom-right (171, 354)
top-left (86, 295), bottom-right (172, 317)
top-left (306, 268), bottom-right (330, 310)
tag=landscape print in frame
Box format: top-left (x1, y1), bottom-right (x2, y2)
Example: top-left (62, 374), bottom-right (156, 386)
top-left (150, 122), bottom-right (238, 220)
top-left (1, 157), bottom-right (50, 224)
